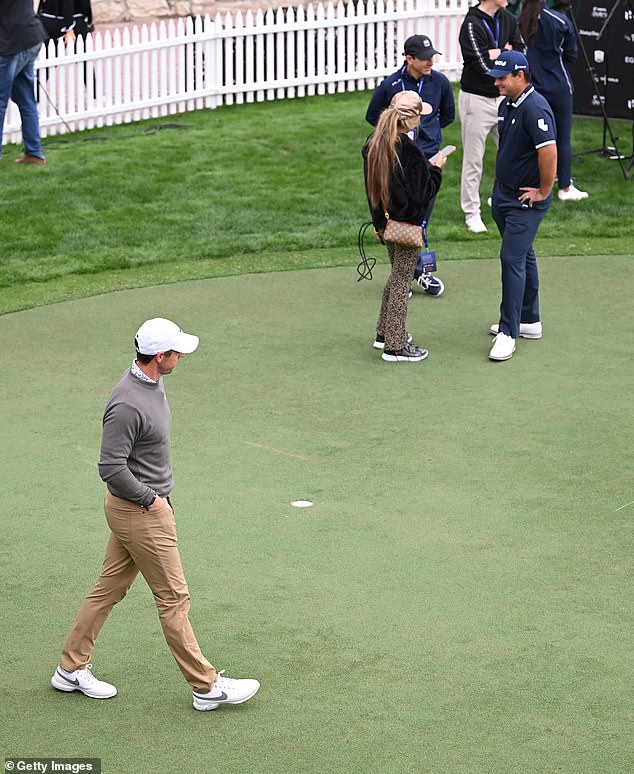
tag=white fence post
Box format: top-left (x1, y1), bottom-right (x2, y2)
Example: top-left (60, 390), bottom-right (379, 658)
top-left (3, 0), bottom-right (468, 145)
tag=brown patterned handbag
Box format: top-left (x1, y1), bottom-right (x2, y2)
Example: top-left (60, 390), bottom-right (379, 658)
top-left (382, 212), bottom-right (423, 248)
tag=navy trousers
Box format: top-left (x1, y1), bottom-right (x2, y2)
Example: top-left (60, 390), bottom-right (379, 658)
top-left (542, 90), bottom-right (573, 190)
top-left (491, 181), bottom-right (551, 339)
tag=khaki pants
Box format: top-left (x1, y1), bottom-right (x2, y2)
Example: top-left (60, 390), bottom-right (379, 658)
top-left (59, 493), bottom-right (216, 692)
top-left (459, 90), bottom-right (503, 217)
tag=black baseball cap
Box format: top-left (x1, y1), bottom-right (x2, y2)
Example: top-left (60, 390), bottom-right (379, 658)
top-left (404, 35), bottom-right (441, 60)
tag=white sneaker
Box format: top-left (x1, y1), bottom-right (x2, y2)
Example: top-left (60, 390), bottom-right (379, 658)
top-left (489, 332), bottom-right (516, 361)
top-left (465, 214), bottom-right (487, 233)
top-left (558, 184), bottom-right (589, 201)
top-left (489, 321), bottom-right (542, 339)
top-left (192, 670), bottom-right (260, 711)
top-left (51, 664), bottom-right (117, 699)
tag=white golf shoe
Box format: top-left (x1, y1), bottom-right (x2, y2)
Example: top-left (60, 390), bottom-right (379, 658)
top-left (489, 321), bottom-right (542, 339)
top-left (489, 332), bottom-right (516, 361)
top-left (558, 184), bottom-right (589, 201)
top-left (51, 664), bottom-right (117, 699)
top-left (466, 213), bottom-right (487, 233)
top-left (192, 670), bottom-right (260, 711)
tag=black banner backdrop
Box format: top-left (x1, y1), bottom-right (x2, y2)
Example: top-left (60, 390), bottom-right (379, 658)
top-left (570, 0), bottom-right (634, 119)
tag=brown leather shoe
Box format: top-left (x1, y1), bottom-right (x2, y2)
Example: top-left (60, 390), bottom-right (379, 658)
top-left (15, 155), bottom-right (46, 165)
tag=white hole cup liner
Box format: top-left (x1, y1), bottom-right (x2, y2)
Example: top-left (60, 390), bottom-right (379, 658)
top-left (291, 500), bottom-right (313, 508)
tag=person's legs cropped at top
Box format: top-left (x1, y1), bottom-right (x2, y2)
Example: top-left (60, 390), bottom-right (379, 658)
top-left (60, 492), bottom-right (217, 693)
top-left (376, 242), bottom-right (419, 351)
top-left (491, 183), bottom-right (550, 339)
top-left (0, 53), bottom-right (20, 160)
top-left (0, 43), bottom-right (45, 161)
top-left (546, 90), bottom-right (573, 190)
top-left (10, 43), bottom-right (45, 160)
top-left (459, 91), bottom-right (500, 220)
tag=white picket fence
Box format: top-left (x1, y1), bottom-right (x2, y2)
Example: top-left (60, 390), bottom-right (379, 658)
top-left (3, 0), bottom-right (468, 144)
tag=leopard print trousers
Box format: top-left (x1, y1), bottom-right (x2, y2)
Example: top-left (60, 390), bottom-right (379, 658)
top-left (376, 242), bottom-right (418, 351)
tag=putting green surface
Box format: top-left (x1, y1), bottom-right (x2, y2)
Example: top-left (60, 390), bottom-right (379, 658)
top-left (2, 257), bottom-right (632, 773)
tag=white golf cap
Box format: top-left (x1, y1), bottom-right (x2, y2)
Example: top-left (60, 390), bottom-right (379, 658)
top-left (135, 318), bottom-right (199, 355)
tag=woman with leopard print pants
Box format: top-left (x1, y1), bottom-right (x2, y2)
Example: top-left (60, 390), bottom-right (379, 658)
top-left (362, 90), bottom-right (445, 362)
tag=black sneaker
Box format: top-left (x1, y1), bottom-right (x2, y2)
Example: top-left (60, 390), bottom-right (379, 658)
top-left (382, 343), bottom-right (429, 362)
top-left (373, 332), bottom-right (412, 350)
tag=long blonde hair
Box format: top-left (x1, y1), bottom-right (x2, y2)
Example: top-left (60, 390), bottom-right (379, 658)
top-left (366, 91), bottom-right (423, 212)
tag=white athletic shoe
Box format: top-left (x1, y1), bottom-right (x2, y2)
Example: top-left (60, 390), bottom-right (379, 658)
top-left (558, 184), bottom-right (589, 201)
top-left (489, 332), bottom-right (516, 361)
top-left (192, 670), bottom-right (260, 711)
top-left (51, 664), bottom-right (117, 699)
top-left (489, 322), bottom-right (542, 339)
top-left (465, 213), bottom-right (487, 233)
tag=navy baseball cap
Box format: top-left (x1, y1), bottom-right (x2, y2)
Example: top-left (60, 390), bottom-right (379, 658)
top-left (487, 50), bottom-right (529, 78)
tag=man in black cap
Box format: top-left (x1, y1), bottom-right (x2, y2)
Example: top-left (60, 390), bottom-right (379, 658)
top-left (0, 0), bottom-right (47, 164)
top-left (366, 34), bottom-right (455, 297)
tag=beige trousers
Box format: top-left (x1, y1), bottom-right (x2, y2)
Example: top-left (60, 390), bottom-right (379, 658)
top-left (459, 90), bottom-right (503, 217)
top-left (59, 493), bottom-right (216, 692)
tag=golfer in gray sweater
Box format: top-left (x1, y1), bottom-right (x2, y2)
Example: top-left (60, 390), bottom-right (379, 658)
top-left (51, 318), bottom-right (260, 711)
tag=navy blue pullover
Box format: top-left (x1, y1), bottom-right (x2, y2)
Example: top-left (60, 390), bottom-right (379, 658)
top-left (525, 5), bottom-right (577, 97)
top-left (365, 65), bottom-right (455, 157)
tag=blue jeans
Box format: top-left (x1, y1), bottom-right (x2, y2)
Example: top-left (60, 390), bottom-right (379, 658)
top-left (0, 42), bottom-right (44, 160)
top-left (491, 181), bottom-right (552, 339)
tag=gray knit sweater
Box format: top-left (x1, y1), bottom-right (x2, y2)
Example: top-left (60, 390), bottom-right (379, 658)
top-left (98, 369), bottom-right (173, 507)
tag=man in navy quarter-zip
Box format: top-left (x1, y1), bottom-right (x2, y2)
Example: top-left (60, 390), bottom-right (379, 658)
top-left (366, 36), bottom-right (455, 163)
top-left (458, 0), bottom-right (524, 233)
top-left (366, 35), bottom-right (455, 297)
top-left (486, 51), bottom-right (557, 362)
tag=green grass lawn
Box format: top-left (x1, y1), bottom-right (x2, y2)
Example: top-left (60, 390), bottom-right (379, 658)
top-left (2, 258), bottom-right (633, 773)
top-left (0, 89), bottom-right (632, 315)
top-left (1, 87), bottom-right (633, 773)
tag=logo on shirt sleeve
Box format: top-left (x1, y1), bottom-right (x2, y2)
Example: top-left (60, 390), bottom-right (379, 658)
top-left (538, 118), bottom-right (549, 131)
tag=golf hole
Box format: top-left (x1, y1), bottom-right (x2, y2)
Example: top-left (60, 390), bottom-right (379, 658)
top-left (291, 500), bottom-right (313, 508)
